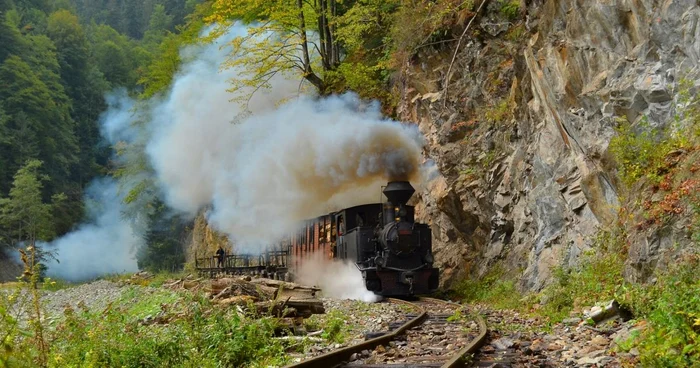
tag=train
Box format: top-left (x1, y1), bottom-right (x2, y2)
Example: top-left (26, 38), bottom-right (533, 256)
top-left (195, 180), bottom-right (439, 297)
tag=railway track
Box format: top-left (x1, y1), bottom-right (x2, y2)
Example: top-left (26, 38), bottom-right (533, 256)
top-left (284, 297), bottom-right (488, 368)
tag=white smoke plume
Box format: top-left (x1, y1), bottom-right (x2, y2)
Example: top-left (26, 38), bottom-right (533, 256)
top-left (41, 90), bottom-right (146, 281)
top-left (143, 24), bottom-right (425, 251)
top-left (295, 253), bottom-right (381, 302)
top-left (42, 178), bottom-right (142, 281)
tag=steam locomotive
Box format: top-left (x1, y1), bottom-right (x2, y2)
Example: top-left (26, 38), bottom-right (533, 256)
top-left (196, 181), bottom-right (439, 297)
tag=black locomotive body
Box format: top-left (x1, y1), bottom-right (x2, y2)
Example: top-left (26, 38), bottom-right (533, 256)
top-left (334, 181), bottom-right (439, 296)
top-left (195, 180), bottom-right (439, 297)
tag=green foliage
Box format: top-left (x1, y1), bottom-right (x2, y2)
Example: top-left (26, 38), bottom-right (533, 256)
top-left (2, 285), bottom-right (289, 367)
top-left (610, 78), bottom-right (699, 188)
top-left (321, 310), bottom-right (348, 344)
top-left (139, 2), bottom-right (210, 98)
top-left (327, 61), bottom-right (390, 102)
top-left (615, 255), bottom-right (700, 366)
top-left (68, 0), bottom-right (201, 39)
top-left (0, 53), bottom-right (78, 191)
top-left (539, 251), bottom-right (625, 323)
top-left (389, 0), bottom-right (473, 58)
top-left (608, 117), bottom-right (689, 187)
top-left (0, 160), bottom-right (63, 247)
top-left (452, 266), bottom-right (522, 310)
top-left (499, 0), bottom-right (520, 21)
top-left (484, 99), bottom-right (512, 123)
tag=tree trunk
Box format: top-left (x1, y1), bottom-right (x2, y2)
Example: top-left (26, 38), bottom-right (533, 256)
top-left (297, 0), bottom-right (323, 90)
top-left (317, 0), bottom-right (328, 70)
top-left (330, 0), bottom-right (339, 67)
top-left (321, 0), bottom-right (333, 69)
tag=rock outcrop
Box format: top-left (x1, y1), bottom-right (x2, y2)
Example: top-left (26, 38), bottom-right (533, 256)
top-left (401, 0), bottom-right (700, 290)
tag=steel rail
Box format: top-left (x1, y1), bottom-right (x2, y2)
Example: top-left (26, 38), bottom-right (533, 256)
top-left (282, 297), bottom-right (488, 368)
top-left (420, 297), bottom-right (488, 368)
top-left (282, 298), bottom-right (426, 368)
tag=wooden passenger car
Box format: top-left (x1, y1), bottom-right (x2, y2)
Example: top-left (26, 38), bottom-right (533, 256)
top-left (287, 213), bottom-right (336, 270)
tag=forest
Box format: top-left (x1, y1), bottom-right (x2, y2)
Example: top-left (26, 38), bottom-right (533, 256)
top-left (0, 0), bottom-right (207, 270)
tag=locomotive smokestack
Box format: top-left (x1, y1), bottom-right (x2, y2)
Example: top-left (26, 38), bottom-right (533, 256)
top-left (383, 181), bottom-right (415, 206)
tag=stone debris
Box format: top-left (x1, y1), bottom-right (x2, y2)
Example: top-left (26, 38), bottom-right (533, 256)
top-left (471, 304), bottom-right (644, 367)
top-left (39, 280), bottom-right (124, 320)
top-left (286, 298), bottom-right (412, 362)
top-left (347, 299), bottom-right (479, 366)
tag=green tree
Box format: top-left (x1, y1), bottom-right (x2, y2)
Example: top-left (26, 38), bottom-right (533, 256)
top-left (208, 0), bottom-right (343, 97)
top-left (0, 12), bottom-right (25, 62)
top-left (0, 55), bottom-right (78, 193)
top-left (207, 0), bottom-right (404, 105)
top-left (47, 9), bottom-right (109, 188)
top-left (94, 40), bottom-right (130, 87)
top-left (148, 4), bottom-right (172, 33)
top-left (0, 160), bottom-right (64, 248)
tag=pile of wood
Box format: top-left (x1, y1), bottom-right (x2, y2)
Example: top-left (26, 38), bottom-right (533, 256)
top-left (164, 275), bottom-right (325, 319)
top-left (208, 277), bottom-right (324, 318)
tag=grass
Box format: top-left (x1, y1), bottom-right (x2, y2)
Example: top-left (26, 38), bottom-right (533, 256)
top-left (102, 270), bottom-right (189, 287)
top-left (451, 266), bottom-right (523, 311)
top-left (1, 273), bottom-right (291, 368)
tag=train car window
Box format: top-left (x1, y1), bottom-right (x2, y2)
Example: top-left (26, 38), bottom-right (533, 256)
top-left (319, 218), bottom-right (325, 241)
top-left (331, 215), bottom-right (337, 242)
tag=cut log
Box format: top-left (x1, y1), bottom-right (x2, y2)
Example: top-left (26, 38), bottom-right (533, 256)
top-left (210, 279), bottom-right (278, 301)
top-left (274, 336), bottom-right (324, 343)
top-left (182, 279), bottom-right (202, 290)
top-left (217, 295), bottom-right (257, 307)
top-left (250, 278), bottom-right (321, 292)
top-left (254, 298), bottom-right (325, 318)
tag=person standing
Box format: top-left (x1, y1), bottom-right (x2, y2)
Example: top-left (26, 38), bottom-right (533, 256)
top-left (215, 246), bottom-right (225, 268)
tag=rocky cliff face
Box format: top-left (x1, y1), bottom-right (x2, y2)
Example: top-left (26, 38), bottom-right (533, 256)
top-left (399, 0), bottom-right (700, 291)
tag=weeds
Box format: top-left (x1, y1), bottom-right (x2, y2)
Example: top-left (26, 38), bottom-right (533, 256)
top-left (451, 266), bottom-right (522, 310)
top-left (321, 310), bottom-right (348, 344)
top-left (499, 0), bottom-right (520, 21)
top-left (0, 276), bottom-right (290, 368)
top-left (608, 254), bottom-right (700, 366)
top-left (539, 251), bottom-right (625, 323)
top-left (483, 99), bottom-right (512, 123)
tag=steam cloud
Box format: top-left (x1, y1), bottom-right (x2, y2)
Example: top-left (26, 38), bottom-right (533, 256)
top-left (42, 179), bottom-right (142, 281)
top-left (295, 253), bottom-right (381, 302)
top-left (44, 23), bottom-right (425, 283)
top-left (145, 24), bottom-right (424, 251)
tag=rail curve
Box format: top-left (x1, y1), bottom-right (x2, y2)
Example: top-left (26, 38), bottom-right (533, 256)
top-left (283, 297), bottom-right (487, 368)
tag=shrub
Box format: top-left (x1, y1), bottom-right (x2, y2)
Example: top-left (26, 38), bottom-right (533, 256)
top-left (618, 255), bottom-right (700, 366)
top-left (389, 0), bottom-right (475, 59)
top-left (321, 310), bottom-right (348, 344)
